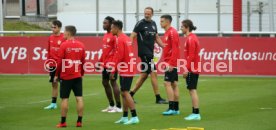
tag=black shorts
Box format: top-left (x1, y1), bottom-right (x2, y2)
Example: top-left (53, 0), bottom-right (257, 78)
top-left (186, 72), bottom-right (199, 90)
top-left (49, 67), bottom-right (57, 82)
top-left (140, 55), bottom-right (156, 74)
top-left (164, 68), bottom-right (178, 83)
top-left (119, 76), bottom-right (133, 91)
top-left (102, 68), bottom-right (118, 80)
top-left (60, 77), bottom-right (83, 98)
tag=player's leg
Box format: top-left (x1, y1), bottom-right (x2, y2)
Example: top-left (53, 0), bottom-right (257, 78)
top-left (72, 78), bottom-right (84, 127)
top-left (56, 98), bottom-right (69, 128)
top-left (123, 90), bottom-right (139, 125)
top-left (129, 56), bottom-right (149, 98)
top-left (75, 96), bottom-right (83, 127)
top-left (150, 71), bottom-right (167, 104)
top-left (116, 77), bottom-right (139, 125)
top-left (61, 99), bottom-right (69, 118)
top-left (101, 69), bottom-right (115, 112)
top-left (163, 68), bottom-right (178, 115)
top-left (56, 79), bottom-right (71, 128)
top-left (44, 68), bottom-right (58, 110)
top-left (122, 77), bottom-right (139, 125)
top-left (52, 81), bottom-right (58, 101)
top-left (130, 72), bottom-right (148, 97)
top-left (190, 89), bottom-right (199, 110)
top-left (115, 77), bottom-right (131, 124)
top-left (115, 91), bottom-right (129, 124)
top-left (171, 68), bottom-right (180, 114)
top-left (162, 81), bottom-right (175, 115)
top-left (109, 73), bottom-right (122, 113)
top-left (184, 73), bottom-right (201, 120)
top-left (172, 81), bottom-right (180, 114)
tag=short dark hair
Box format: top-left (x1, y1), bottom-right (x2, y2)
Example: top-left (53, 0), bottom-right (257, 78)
top-left (104, 16), bottom-right (115, 24)
top-left (145, 7), bottom-right (154, 14)
top-left (52, 20), bottom-right (62, 28)
top-left (112, 20), bottom-right (123, 30)
top-left (182, 19), bottom-right (197, 32)
top-left (65, 25), bottom-right (77, 36)
top-left (160, 14), bottom-right (172, 23)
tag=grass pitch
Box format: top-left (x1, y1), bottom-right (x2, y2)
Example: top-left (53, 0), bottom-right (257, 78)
top-left (0, 75), bottom-right (275, 130)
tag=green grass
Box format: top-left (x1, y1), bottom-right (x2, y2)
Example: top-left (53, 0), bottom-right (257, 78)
top-left (0, 75), bottom-right (275, 130)
top-left (3, 21), bottom-right (49, 36)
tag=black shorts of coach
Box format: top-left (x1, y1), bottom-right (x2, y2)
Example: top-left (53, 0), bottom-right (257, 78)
top-left (119, 76), bottom-right (133, 92)
top-left (140, 55), bottom-right (156, 74)
top-left (102, 68), bottom-right (118, 80)
top-left (186, 72), bottom-right (199, 90)
top-left (164, 68), bottom-right (178, 83)
top-left (60, 77), bottom-right (83, 99)
top-left (49, 67), bottom-right (57, 82)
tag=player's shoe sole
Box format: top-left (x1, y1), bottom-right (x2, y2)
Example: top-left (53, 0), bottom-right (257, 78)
top-left (101, 106), bottom-right (115, 112)
top-left (76, 122), bottom-right (82, 127)
top-left (56, 123), bottom-right (67, 128)
top-left (108, 107), bottom-right (123, 113)
top-left (115, 117), bottom-right (128, 124)
top-left (162, 109), bottom-right (175, 115)
top-left (156, 98), bottom-right (168, 104)
top-left (123, 117), bottom-right (139, 125)
top-left (44, 103), bottom-right (57, 110)
top-left (184, 114), bottom-right (201, 120)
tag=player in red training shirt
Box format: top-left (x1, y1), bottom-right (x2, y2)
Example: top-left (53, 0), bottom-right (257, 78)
top-left (44, 20), bottom-right (65, 110)
top-left (109, 20), bottom-right (139, 125)
top-left (54, 26), bottom-right (86, 128)
top-left (160, 15), bottom-right (181, 116)
top-left (181, 19), bottom-right (201, 121)
top-left (98, 16), bottom-right (122, 113)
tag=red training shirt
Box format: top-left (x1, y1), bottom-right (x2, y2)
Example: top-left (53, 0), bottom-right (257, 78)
top-left (47, 33), bottom-right (65, 67)
top-left (184, 33), bottom-right (200, 73)
top-left (111, 33), bottom-right (136, 77)
top-left (99, 32), bottom-right (116, 68)
top-left (55, 39), bottom-right (86, 80)
top-left (162, 27), bottom-right (180, 67)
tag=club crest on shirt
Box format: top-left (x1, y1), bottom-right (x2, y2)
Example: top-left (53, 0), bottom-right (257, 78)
top-left (57, 40), bottom-right (62, 45)
top-left (107, 38), bottom-right (110, 43)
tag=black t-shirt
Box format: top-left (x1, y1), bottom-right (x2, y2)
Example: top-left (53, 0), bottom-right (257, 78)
top-left (133, 19), bottom-right (157, 57)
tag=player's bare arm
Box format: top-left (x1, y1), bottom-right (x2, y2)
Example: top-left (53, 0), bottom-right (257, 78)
top-left (130, 32), bottom-right (137, 44)
top-left (155, 34), bottom-right (166, 48)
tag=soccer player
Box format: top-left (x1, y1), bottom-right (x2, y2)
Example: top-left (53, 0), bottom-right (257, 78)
top-left (110, 20), bottom-right (139, 125)
top-left (44, 20), bottom-right (65, 110)
top-left (99, 16), bottom-right (122, 113)
top-left (160, 15), bottom-right (180, 115)
top-left (181, 19), bottom-right (201, 120)
top-left (129, 7), bottom-right (167, 104)
top-left (54, 26), bottom-right (86, 127)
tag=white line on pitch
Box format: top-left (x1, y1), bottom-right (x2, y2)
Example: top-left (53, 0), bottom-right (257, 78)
top-left (259, 108), bottom-right (273, 110)
top-left (27, 99), bottom-right (51, 105)
top-left (27, 93), bottom-right (99, 105)
top-left (84, 93), bottom-right (99, 97)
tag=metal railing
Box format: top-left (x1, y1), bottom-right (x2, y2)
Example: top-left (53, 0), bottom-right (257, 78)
top-left (0, 31), bottom-right (275, 37)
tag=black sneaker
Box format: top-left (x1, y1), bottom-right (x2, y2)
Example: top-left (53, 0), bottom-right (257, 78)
top-left (156, 98), bottom-right (168, 104)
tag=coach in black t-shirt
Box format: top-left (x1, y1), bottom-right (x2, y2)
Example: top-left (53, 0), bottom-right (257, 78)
top-left (129, 7), bottom-right (167, 104)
